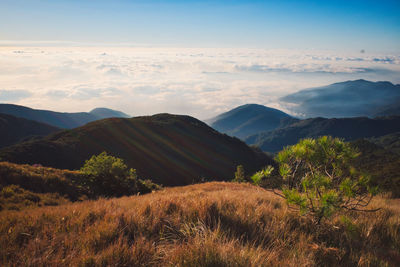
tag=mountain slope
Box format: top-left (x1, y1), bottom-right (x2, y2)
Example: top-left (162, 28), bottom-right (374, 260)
top-left (0, 104), bottom-right (129, 129)
top-left (280, 80), bottom-right (400, 118)
top-left (246, 116), bottom-right (400, 153)
top-left (0, 113), bottom-right (60, 148)
top-left (372, 100), bottom-right (400, 117)
top-left (367, 131), bottom-right (400, 155)
top-left (0, 114), bottom-right (272, 186)
top-left (351, 139), bottom-right (400, 197)
top-left (208, 104), bottom-right (298, 139)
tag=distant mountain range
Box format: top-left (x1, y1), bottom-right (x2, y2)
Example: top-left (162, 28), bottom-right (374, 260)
top-left (207, 104), bottom-right (298, 139)
top-left (0, 104), bottom-right (130, 129)
top-left (0, 113), bottom-right (60, 148)
top-left (373, 99), bottom-right (400, 117)
top-left (245, 116), bottom-right (400, 153)
top-left (0, 114), bottom-right (272, 186)
top-left (280, 79), bottom-right (400, 118)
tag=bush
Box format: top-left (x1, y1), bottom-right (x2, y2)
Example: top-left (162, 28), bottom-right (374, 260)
top-left (262, 136), bottom-right (378, 224)
top-left (251, 166), bottom-right (274, 186)
top-left (80, 152), bottom-right (160, 197)
top-left (80, 152), bottom-right (139, 197)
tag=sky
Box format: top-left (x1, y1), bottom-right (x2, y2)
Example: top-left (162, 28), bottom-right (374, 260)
top-left (1, 0), bottom-right (400, 51)
top-left (0, 0), bottom-right (400, 119)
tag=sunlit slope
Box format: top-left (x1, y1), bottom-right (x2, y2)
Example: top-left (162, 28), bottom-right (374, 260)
top-left (0, 114), bottom-right (272, 186)
top-left (1, 182), bottom-right (399, 266)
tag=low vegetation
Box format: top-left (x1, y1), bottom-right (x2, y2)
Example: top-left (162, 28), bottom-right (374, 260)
top-left (0, 152), bottom-right (159, 211)
top-left (1, 182), bottom-right (399, 266)
top-left (80, 152), bottom-right (160, 197)
top-left (0, 162), bottom-right (86, 210)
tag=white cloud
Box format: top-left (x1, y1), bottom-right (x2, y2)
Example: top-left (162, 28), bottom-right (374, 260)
top-left (0, 47), bottom-right (399, 119)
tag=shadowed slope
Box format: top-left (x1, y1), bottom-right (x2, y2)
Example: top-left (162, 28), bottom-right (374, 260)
top-left (351, 139), bottom-right (400, 197)
top-left (246, 116), bottom-right (400, 153)
top-left (0, 114), bottom-right (272, 186)
top-left (0, 113), bottom-right (61, 148)
top-left (368, 131), bottom-right (400, 155)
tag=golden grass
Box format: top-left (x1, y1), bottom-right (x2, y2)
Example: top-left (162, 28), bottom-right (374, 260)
top-left (1, 182), bottom-right (399, 266)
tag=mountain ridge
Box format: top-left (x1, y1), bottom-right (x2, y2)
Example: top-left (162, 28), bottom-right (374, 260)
top-left (0, 113), bottom-right (273, 186)
top-left (246, 116), bottom-right (400, 153)
top-left (280, 79), bottom-right (400, 118)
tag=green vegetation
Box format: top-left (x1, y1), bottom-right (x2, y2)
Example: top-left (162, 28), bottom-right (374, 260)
top-left (80, 152), bottom-right (160, 197)
top-left (251, 166), bottom-right (274, 186)
top-left (260, 136), bottom-right (378, 224)
top-left (81, 152), bottom-right (140, 197)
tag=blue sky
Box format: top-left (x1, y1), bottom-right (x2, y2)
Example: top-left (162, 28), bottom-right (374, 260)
top-left (1, 0), bottom-right (399, 52)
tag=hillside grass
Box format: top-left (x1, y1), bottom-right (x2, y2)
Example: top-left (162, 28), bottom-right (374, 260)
top-left (0, 161), bottom-right (158, 211)
top-left (0, 162), bottom-right (87, 211)
top-left (1, 182), bottom-right (399, 266)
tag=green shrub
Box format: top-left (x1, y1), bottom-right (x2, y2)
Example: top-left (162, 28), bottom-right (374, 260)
top-left (261, 136), bottom-right (378, 224)
top-left (80, 152), bottom-right (160, 197)
top-left (80, 152), bottom-right (139, 197)
top-left (251, 166), bottom-right (274, 186)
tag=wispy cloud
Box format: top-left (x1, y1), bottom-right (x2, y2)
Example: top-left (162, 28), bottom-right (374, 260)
top-left (0, 47), bottom-right (399, 119)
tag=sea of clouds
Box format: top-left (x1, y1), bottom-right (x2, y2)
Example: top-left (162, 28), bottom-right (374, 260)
top-left (0, 46), bottom-right (399, 119)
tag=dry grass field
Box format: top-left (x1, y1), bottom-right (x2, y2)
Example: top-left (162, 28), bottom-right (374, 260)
top-left (1, 182), bottom-right (399, 266)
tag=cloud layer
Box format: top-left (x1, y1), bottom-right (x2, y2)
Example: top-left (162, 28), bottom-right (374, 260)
top-left (0, 47), bottom-right (399, 119)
